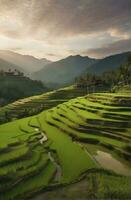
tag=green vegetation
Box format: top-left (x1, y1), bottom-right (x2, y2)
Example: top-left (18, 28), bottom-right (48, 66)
top-left (1, 55), bottom-right (130, 124)
top-left (0, 71), bottom-right (46, 106)
top-left (75, 55), bottom-right (131, 93)
top-left (0, 85), bottom-right (87, 124)
top-left (31, 171), bottom-right (131, 200)
top-left (0, 92), bottom-right (130, 199)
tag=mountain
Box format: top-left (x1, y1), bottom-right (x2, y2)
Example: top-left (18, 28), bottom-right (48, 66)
top-left (0, 50), bottom-right (52, 74)
top-left (1, 51), bottom-right (129, 89)
top-left (33, 55), bottom-right (96, 88)
top-left (0, 57), bottom-right (24, 72)
top-left (87, 51), bottom-right (131, 74)
top-left (40, 58), bottom-right (51, 65)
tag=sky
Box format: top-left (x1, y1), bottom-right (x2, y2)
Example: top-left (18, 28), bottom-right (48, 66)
top-left (0, 0), bottom-right (131, 61)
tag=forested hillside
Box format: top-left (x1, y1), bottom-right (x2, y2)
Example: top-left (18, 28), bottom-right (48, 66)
top-left (75, 55), bottom-right (131, 93)
top-left (0, 71), bottom-right (46, 106)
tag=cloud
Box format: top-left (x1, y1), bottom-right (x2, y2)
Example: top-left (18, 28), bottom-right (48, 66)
top-left (0, 0), bottom-right (130, 59)
top-left (82, 38), bottom-right (131, 58)
top-left (0, 0), bottom-right (130, 40)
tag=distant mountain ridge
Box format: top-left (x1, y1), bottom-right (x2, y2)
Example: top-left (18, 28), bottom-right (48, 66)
top-left (0, 50), bottom-right (130, 89)
top-left (0, 57), bottom-right (24, 72)
top-left (87, 51), bottom-right (131, 74)
top-left (33, 55), bottom-right (96, 87)
top-left (33, 51), bottom-right (131, 88)
top-left (0, 50), bottom-right (52, 74)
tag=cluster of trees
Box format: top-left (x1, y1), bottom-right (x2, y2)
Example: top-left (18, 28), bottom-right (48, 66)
top-left (0, 69), bottom-right (24, 76)
top-left (118, 56), bottom-right (131, 85)
top-left (75, 56), bottom-right (131, 92)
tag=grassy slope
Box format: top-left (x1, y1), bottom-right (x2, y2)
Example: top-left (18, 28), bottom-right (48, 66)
top-left (0, 85), bottom-right (87, 124)
top-left (30, 171), bottom-right (131, 200)
top-left (0, 92), bottom-right (131, 199)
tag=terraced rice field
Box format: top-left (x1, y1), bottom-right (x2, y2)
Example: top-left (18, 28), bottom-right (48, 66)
top-left (0, 93), bottom-right (131, 199)
top-left (0, 85), bottom-right (87, 124)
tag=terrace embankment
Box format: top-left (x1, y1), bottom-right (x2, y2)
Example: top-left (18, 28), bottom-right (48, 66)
top-left (0, 92), bottom-right (131, 199)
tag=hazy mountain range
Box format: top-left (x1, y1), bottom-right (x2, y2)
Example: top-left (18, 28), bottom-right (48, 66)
top-left (33, 55), bottom-right (96, 87)
top-left (87, 52), bottom-right (131, 75)
top-left (0, 50), bottom-right (51, 74)
top-left (33, 52), bottom-right (130, 88)
top-left (0, 57), bottom-right (24, 72)
top-left (0, 50), bottom-right (130, 88)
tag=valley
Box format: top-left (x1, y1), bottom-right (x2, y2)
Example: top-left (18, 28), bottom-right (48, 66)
top-left (0, 52), bottom-right (131, 200)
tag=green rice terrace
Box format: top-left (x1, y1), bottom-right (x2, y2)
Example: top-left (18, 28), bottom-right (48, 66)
top-left (0, 92), bottom-right (131, 199)
top-left (0, 85), bottom-right (87, 124)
